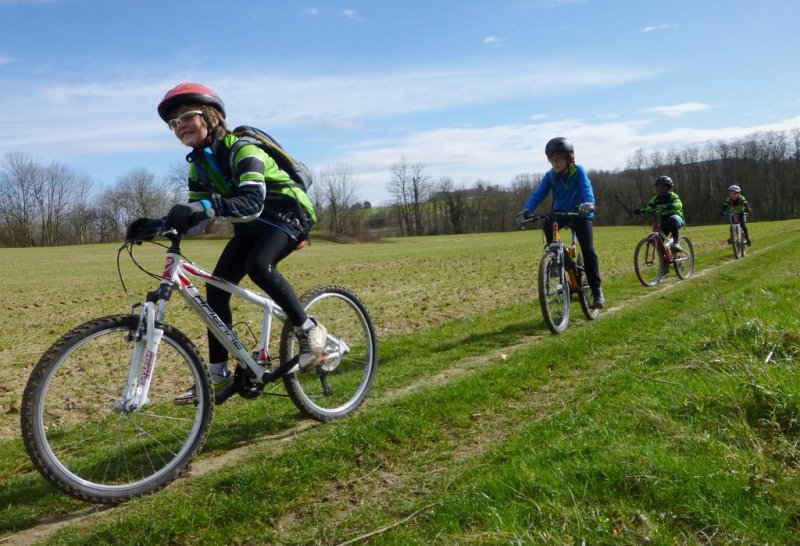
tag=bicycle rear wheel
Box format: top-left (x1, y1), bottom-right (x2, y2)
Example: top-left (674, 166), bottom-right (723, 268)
top-left (673, 236), bottom-right (695, 279)
top-left (538, 252), bottom-right (570, 334)
top-left (634, 237), bottom-right (664, 286)
top-left (21, 315), bottom-right (213, 504)
top-left (575, 252), bottom-right (600, 321)
top-left (281, 285), bottom-right (377, 422)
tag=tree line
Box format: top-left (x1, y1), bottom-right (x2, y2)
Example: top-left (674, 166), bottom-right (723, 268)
top-left (1, 129), bottom-right (798, 247)
top-left (376, 129), bottom-right (799, 237)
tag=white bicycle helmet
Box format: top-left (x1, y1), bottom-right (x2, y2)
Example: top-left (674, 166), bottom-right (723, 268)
top-left (728, 184), bottom-right (741, 193)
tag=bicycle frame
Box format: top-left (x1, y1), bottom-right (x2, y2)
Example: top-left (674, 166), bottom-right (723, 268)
top-left (728, 211), bottom-right (747, 256)
top-left (525, 212), bottom-right (585, 291)
top-left (728, 211), bottom-right (748, 236)
top-left (646, 216), bottom-right (675, 264)
top-left (545, 217), bottom-right (582, 291)
top-left (117, 233), bottom-right (343, 413)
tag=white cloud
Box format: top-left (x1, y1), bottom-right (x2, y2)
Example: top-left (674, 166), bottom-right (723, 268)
top-left (0, 60), bottom-right (663, 195)
top-left (643, 24), bottom-right (677, 32)
top-left (517, 0), bottom-right (586, 7)
top-left (0, 0), bottom-right (62, 4)
top-left (483, 36), bottom-right (504, 46)
top-left (342, 9), bottom-right (361, 21)
top-left (640, 102), bottom-right (713, 117)
top-left (221, 63), bottom-right (662, 128)
top-left (2, 61), bottom-right (796, 207)
top-left (335, 115), bottom-right (800, 205)
top-left (0, 56), bottom-right (14, 65)
top-left (303, 7), bottom-right (319, 16)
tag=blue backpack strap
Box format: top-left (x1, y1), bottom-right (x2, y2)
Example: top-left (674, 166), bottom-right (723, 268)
top-left (201, 146), bottom-right (234, 194)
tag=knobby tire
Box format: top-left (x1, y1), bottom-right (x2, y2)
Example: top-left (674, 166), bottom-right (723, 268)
top-left (538, 252), bottom-right (570, 334)
top-left (21, 315), bottom-right (213, 504)
top-left (634, 237), bottom-right (664, 287)
top-left (280, 285), bottom-right (377, 422)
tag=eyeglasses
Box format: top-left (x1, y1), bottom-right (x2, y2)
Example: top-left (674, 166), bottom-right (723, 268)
top-left (547, 156), bottom-right (567, 164)
top-left (167, 110), bottom-right (203, 130)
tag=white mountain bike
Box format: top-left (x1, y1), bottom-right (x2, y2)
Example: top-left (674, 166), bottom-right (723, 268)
top-left (726, 211), bottom-right (748, 259)
top-left (21, 229), bottom-right (377, 504)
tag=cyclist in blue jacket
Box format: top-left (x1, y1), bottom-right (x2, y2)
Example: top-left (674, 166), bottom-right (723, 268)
top-left (517, 137), bottom-right (604, 309)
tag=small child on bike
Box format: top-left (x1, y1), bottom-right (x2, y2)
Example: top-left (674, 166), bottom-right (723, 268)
top-left (720, 184), bottom-right (752, 245)
top-left (126, 83), bottom-right (327, 405)
top-left (517, 137), bottom-right (605, 309)
top-left (635, 175), bottom-right (686, 253)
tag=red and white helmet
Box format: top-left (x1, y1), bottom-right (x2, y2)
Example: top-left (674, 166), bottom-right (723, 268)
top-left (157, 82), bottom-right (226, 122)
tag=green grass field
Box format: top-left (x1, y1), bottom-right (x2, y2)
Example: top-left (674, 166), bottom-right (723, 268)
top-left (1, 219), bottom-right (799, 544)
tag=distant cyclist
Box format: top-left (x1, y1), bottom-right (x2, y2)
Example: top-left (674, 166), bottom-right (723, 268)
top-left (126, 82), bottom-right (326, 404)
top-left (720, 184), bottom-right (752, 245)
top-left (517, 137), bottom-right (605, 309)
top-left (635, 175), bottom-right (686, 253)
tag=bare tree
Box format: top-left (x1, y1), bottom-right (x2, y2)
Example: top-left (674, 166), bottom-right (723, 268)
top-left (95, 168), bottom-right (175, 239)
top-left (164, 162), bottom-right (190, 206)
top-left (318, 163), bottom-right (358, 234)
top-left (0, 153), bottom-right (94, 246)
top-left (387, 158), bottom-right (430, 236)
top-left (0, 152), bottom-right (37, 246)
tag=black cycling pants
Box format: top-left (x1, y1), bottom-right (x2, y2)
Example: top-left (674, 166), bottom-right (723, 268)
top-left (542, 215), bottom-right (602, 291)
top-left (206, 225), bottom-right (307, 364)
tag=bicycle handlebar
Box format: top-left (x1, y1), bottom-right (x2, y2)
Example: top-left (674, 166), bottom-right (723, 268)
top-left (518, 211), bottom-right (586, 226)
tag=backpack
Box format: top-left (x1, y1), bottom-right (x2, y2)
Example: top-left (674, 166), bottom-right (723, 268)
top-left (228, 125), bottom-right (313, 192)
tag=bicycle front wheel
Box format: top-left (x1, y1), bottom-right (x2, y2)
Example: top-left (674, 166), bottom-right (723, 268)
top-left (538, 252), bottom-right (570, 334)
top-left (281, 285), bottom-right (377, 422)
top-left (733, 225), bottom-right (745, 258)
top-left (673, 236), bottom-right (695, 279)
top-left (575, 252), bottom-right (600, 321)
top-left (21, 315), bottom-right (213, 504)
top-left (634, 237), bottom-right (664, 287)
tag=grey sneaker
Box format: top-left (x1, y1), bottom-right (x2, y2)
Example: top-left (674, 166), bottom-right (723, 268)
top-left (591, 288), bottom-right (605, 310)
top-left (173, 372), bottom-right (235, 406)
top-left (671, 242), bottom-right (684, 254)
top-left (296, 319), bottom-right (328, 372)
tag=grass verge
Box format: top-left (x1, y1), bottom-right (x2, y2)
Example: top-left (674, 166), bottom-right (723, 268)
top-left (0, 220), bottom-right (798, 544)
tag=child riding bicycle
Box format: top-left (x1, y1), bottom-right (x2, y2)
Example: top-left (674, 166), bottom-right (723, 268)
top-left (720, 184), bottom-right (752, 245)
top-left (517, 137), bottom-right (605, 309)
top-left (126, 82), bottom-right (326, 404)
top-left (635, 175), bottom-right (686, 253)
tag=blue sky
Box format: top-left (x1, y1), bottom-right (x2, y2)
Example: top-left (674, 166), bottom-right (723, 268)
top-left (1, 0), bottom-right (799, 206)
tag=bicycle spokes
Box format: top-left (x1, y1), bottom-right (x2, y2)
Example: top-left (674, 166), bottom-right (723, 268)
top-left (21, 316), bottom-right (212, 503)
top-left (634, 238), bottom-right (665, 287)
top-left (281, 286), bottom-right (377, 421)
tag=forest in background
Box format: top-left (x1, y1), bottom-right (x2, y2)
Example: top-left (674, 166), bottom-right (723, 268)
top-left (1, 128), bottom-right (798, 247)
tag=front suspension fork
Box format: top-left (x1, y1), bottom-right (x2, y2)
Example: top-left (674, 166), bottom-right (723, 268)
top-left (115, 302), bottom-right (163, 412)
